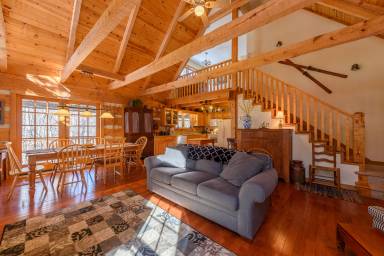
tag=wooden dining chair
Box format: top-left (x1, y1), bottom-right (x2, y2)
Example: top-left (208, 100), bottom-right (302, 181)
top-left (56, 144), bottom-right (89, 192)
top-left (94, 138), bottom-right (125, 184)
top-left (6, 142), bottom-right (47, 200)
top-left (82, 137), bottom-right (106, 180)
top-left (83, 137), bottom-right (105, 146)
top-left (48, 138), bottom-right (75, 183)
top-left (125, 136), bottom-right (147, 171)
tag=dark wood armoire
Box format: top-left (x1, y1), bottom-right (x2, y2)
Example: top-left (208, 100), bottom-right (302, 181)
top-left (236, 128), bottom-right (292, 182)
top-left (124, 107), bottom-right (154, 157)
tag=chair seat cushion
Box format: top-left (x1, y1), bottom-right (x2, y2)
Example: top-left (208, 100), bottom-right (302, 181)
top-left (151, 167), bottom-right (189, 185)
top-left (197, 177), bottom-right (240, 211)
top-left (171, 171), bottom-right (217, 195)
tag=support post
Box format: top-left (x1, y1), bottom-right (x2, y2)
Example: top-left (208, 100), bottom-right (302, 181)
top-left (353, 112), bottom-right (365, 171)
top-left (231, 7), bottom-right (239, 137)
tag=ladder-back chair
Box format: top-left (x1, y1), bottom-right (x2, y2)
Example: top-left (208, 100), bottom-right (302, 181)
top-left (48, 138), bottom-right (74, 183)
top-left (56, 144), bottom-right (89, 192)
top-left (94, 138), bottom-right (125, 184)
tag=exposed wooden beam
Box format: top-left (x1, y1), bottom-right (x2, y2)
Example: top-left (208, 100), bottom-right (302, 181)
top-left (143, 15), bottom-right (384, 95)
top-left (110, 0), bottom-right (319, 90)
top-left (167, 89), bottom-right (233, 106)
top-left (66, 0), bottom-right (82, 61)
top-left (142, 0), bottom-right (186, 89)
top-left (77, 65), bottom-right (125, 81)
top-left (172, 25), bottom-right (207, 81)
top-left (318, 0), bottom-right (377, 19)
top-left (208, 0), bottom-right (250, 24)
top-left (60, 0), bottom-right (137, 83)
top-left (113, 1), bottom-right (141, 73)
top-left (0, 4), bottom-right (7, 72)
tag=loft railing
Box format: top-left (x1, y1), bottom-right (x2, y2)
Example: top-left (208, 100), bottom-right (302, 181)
top-left (170, 66), bottom-right (365, 165)
top-left (177, 59), bottom-right (232, 80)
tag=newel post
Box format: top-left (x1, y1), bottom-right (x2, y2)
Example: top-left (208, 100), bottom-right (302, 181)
top-left (353, 112), bottom-right (365, 171)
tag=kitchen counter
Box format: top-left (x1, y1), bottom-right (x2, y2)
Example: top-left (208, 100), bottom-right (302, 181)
top-left (154, 134), bottom-right (208, 155)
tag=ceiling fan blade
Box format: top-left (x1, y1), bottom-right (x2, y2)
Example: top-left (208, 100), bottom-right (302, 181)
top-left (201, 12), bottom-right (209, 27)
top-left (178, 8), bottom-right (195, 22)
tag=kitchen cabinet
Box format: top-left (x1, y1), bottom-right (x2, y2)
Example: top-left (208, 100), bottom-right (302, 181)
top-left (124, 107), bottom-right (154, 157)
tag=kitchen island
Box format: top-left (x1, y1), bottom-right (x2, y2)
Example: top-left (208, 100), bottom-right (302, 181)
top-left (154, 134), bottom-right (208, 155)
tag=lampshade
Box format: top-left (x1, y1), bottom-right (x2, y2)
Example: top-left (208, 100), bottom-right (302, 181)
top-left (54, 107), bottom-right (70, 116)
top-left (80, 110), bottom-right (94, 117)
top-left (100, 112), bottom-right (114, 119)
top-left (194, 5), bottom-right (205, 17)
top-left (276, 111), bottom-right (285, 119)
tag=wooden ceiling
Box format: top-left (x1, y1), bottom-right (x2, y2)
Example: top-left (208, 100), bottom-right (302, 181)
top-left (0, 0), bottom-right (203, 102)
top-left (0, 0), bottom-right (383, 104)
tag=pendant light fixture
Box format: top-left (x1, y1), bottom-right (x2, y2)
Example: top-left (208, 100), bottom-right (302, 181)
top-left (54, 106), bottom-right (70, 117)
top-left (100, 111), bottom-right (114, 119)
top-left (80, 109), bottom-right (94, 117)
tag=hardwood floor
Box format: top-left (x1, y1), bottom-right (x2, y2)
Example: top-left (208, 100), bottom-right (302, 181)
top-left (0, 168), bottom-right (382, 256)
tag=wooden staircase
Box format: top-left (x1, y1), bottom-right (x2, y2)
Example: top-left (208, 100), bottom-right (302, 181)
top-left (170, 61), bottom-right (377, 196)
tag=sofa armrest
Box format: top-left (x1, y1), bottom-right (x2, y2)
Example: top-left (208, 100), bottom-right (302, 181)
top-left (239, 168), bottom-right (278, 203)
top-left (144, 155), bottom-right (165, 190)
top-left (237, 168), bottom-right (278, 239)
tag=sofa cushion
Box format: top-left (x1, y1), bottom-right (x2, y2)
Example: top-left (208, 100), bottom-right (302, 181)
top-left (197, 177), bottom-right (239, 211)
top-left (157, 147), bottom-right (188, 168)
top-left (194, 159), bottom-right (222, 175)
top-left (151, 167), bottom-right (189, 185)
top-left (171, 171), bottom-right (217, 195)
top-left (220, 152), bottom-right (265, 187)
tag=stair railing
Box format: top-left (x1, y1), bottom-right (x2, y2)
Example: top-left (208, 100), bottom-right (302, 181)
top-left (169, 66), bottom-right (365, 165)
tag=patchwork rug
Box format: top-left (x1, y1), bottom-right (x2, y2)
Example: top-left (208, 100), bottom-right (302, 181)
top-left (0, 190), bottom-right (235, 256)
top-left (297, 183), bottom-right (363, 204)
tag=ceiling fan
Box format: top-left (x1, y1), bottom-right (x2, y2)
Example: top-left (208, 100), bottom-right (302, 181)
top-left (178, 0), bottom-right (229, 26)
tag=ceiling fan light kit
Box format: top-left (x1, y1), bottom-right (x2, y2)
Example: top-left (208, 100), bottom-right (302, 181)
top-left (194, 5), bottom-right (205, 16)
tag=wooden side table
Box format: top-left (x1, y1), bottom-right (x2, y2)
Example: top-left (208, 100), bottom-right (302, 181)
top-left (337, 222), bottom-right (384, 256)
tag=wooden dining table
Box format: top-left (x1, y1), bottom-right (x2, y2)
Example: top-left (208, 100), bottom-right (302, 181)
top-left (25, 143), bottom-right (139, 193)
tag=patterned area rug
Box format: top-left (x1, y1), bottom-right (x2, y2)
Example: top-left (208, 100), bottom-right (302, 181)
top-left (297, 183), bottom-right (363, 204)
top-left (0, 190), bottom-right (235, 256)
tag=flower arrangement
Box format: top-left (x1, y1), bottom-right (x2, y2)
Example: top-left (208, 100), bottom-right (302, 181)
top-left (239, 100), bottom-right (254, 116)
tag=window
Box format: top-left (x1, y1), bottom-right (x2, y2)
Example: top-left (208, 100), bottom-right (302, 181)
top-left (21, 99), bottom-right (59, 164)
top-left (69, 104), bottom-right (97, 144)
top-left (177, 113), bottom-right (191, 128)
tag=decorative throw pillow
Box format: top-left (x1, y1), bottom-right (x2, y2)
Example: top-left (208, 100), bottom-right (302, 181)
top-left (194, 159), bottom-right (222, 175)
top-left (220, 152), bottom-right (265, 187)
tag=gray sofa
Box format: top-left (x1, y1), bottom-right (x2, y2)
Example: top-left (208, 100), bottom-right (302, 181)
top-left (144, 146), bottom-right (278, 239)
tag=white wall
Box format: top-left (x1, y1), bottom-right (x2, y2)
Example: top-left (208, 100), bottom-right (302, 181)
top-left (237, 95), bottom-right (358, 185)
top-left (245, 10), bottom-right (384, 162)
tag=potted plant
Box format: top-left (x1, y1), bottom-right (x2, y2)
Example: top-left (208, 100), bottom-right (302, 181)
top-left (240, 100), bottom-right (253, 129)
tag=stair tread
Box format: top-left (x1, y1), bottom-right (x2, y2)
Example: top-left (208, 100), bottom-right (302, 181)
top-left (314, 151), bottom-right (334, 156)
top-left (356, 183), bottom-right (384, 193)
top-left (355, 171), bottom-right (384, 178)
